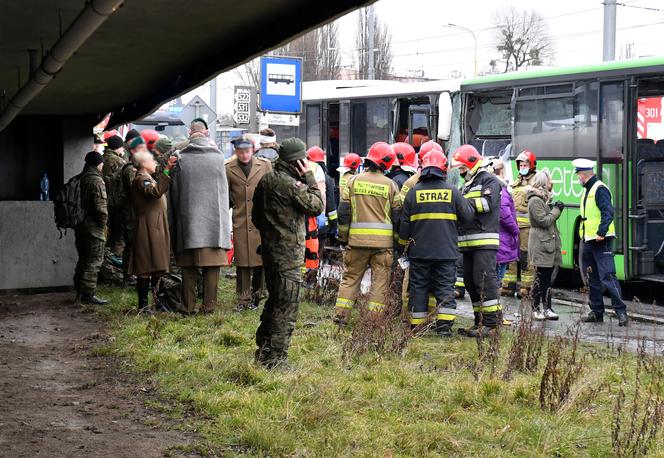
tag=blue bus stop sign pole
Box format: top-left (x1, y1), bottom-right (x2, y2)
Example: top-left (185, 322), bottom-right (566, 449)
top-left (259, 56), bottom-right (302, 114)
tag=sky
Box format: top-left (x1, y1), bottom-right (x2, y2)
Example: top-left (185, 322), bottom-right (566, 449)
top-left (181, 0), bottom-right (664, 117)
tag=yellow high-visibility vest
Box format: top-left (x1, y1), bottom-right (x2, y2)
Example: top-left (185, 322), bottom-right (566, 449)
top-left (579, 179), bottom-right (615, 241)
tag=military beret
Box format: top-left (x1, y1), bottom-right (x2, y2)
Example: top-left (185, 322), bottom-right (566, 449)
top-left (128, 136), bottom-right (145, 150)
top-left (85, 151), bottom-right (104, 167)
top-left (154, 138), bottom-right (173, 154)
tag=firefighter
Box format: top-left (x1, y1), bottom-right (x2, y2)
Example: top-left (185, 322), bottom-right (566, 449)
top-left (399, 150), bottom-right (474, 336)
top-left (389, 142), bottom-right (418, 190)
top-left (451, 145), bottom-right (503, 337)
top-left (505, 150), bottom-right (537, 298)
top-left (398, 140), bottom-right (445, 309)
top-left (337, 153), bottom-right (362, 202)
top-left (334, 142), bottom-right (400, 324)
top-left (307, 146), bottom-right (338, 258)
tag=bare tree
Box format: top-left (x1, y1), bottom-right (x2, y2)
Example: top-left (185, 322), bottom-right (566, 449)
top-left (234, 57), bottom-right (260, 88)
top-left (274, 22), bottom-right (341, 81)
top-left (355, 7), bottom-right (393, 80)
top-left (493, 8), bottom-right (554, 72)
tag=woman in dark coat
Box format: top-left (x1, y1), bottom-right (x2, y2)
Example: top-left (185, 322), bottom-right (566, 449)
top-left (527, 171), bottom-right (565, 320)
top-left (129, 151), bottom-right (177, 309)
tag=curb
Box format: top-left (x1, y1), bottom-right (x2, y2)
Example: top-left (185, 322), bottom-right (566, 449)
top-left (552, 289), bottom-right (664, 325)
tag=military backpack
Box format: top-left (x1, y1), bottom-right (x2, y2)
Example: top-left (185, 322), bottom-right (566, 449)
top-left (154, 274), bottom-right (187, 314)
top-left (53, 173), bottom-right (84, 237)
top-left (106, 162), bottom-right (133, 211)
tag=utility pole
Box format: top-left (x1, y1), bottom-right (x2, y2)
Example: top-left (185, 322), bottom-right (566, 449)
top-left (209, 76), bottom-right (218, 142)
top-left (603, 0), bottom-right (617, 61)
top-left (367, 5), bottom-right (375, 80)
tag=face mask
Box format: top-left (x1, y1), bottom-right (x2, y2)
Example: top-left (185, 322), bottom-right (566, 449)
top-left (519, 168), bottom-right (530, 176)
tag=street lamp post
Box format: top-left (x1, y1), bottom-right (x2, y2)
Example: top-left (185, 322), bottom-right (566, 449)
top-left (446, 23), bottom-right (478, 77)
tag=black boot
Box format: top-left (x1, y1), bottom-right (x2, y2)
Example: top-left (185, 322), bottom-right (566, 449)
top-left (80, 293), bottom-right (110, 305)
top-left (616, 312), bottom-right (628, 327)
top-left (435, 319), bottom-right (453, 337)
top-left (582, 311), bottom-right (604, 323)
top-left (136, 278), bottom-right (150, 311)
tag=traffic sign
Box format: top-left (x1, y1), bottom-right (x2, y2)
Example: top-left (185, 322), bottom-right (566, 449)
top-left (179, 95), bottom-right (216, 127)
top-left (233, 86), bottom-right (256, 129)
top-left (260, 112), bottom-right (300, 126)
top-left (260, 56), bottom-right (302, 113)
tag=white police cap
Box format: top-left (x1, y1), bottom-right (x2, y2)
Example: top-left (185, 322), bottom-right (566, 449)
top-left (572, 158), bottom-right (596, 172)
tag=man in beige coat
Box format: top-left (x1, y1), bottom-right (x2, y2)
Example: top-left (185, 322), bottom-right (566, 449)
top-left (226, 137), bottom-right (272, 309)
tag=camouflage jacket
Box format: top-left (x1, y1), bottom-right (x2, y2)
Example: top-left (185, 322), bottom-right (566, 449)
top-left (102, 149), bottom-right (126, 179)
top-left (79, 165), bottom-right (108, 240)
top-left (252, 159), bottom-right (324, 271)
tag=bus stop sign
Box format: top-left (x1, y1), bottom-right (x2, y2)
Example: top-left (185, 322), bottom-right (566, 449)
top-left (259, 56), bottom-right (302, 113)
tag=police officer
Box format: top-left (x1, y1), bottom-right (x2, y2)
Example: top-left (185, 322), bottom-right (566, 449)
top-left (399, 150), bottom-right (474, 336)
top-left (574, 159), bottom-right (628, 326)
top-left (505, 150), bottom-right (537, 297)
top-left (451, 145), bottom-right (503, 337)
top-left (74, 151), bottom-right (110, 305)
top-left (252, 138), bottom-right (324, 369)
top-left (334, 142), bottom-right (400, 324)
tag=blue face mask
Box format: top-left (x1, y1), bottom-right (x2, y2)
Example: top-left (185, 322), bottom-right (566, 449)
top-left (519, 168), bottom-right (530, 176)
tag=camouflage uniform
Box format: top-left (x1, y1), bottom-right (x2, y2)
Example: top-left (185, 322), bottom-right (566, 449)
top-left (74, 165), bottom-right (108, 297)
top-left (102, 149), bottom-right (126, 255)
top-left (252, 157), bottom-right (324, 367)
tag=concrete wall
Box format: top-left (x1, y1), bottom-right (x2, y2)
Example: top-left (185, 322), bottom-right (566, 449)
top-left (0, 201), bottom-right (76, 290)
top-left (0, 117), bottom-right (92, 291)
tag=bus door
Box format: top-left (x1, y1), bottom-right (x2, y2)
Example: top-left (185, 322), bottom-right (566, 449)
top-left (324, 102), bottom-right (341, 181)
top-left (630, 81), bottom-right (664, 279)
top-left (408, 106), bottom-right (431, 152)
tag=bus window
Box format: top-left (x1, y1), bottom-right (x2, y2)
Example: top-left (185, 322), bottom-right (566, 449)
top-left (306, 104), bottom-right (321, 148)
top-left (409, 108), bottom-right (431, 149)
top-left (515, 96), bottom-right (574, 157)
top-left (351, 101), bottom-right (367, 155)
top-left (350, 98), bottom-right (390, 156)
top-left (574, 82), bottom-right (599, 158)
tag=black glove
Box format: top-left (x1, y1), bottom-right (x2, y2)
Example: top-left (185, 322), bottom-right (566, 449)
top-left (554, 201), bottom-right (565, 211)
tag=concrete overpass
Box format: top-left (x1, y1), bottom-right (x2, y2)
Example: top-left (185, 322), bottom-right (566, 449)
top-left (0, 0), bottom-right (371, 291)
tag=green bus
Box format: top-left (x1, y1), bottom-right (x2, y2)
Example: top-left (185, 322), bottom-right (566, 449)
top-left (452, 56), bottom-right (664, 283)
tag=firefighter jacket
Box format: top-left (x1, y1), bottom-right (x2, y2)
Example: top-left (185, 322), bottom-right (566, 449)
top-left (337, 169), bottom-right (401, 248)
top-left (510, 172), bottom-right (536, 229)
top-left (399, 173), bottom-right (474, 260)
top-left (458, 169), bottom-right (501, 251)
top-left (399, 172), bottom-right (421, 202)
top-left (389, 168), bottom-right (413, 190)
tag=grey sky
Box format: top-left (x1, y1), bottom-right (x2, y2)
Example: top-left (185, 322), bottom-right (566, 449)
top-left (184, 0), bottom-right (664, 116)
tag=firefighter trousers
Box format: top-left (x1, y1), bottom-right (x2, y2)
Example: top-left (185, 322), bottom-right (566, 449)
top-left (408, 259), bottom-right (457, 332)
top-left (501, 250), bottom-right (534, 293)
top-left (335, 247), bottom-right (393, 317)
top-left (463, 249), bottom-right (501, 328)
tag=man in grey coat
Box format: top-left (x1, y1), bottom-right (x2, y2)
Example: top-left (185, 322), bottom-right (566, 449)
top-left (169, 118), bottom-right (232, 313)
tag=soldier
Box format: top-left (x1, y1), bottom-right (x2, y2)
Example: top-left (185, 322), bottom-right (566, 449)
top-left (102, 135), bottom-right (127, 256)
top-left (504, 150), bottom-right (538, 298)
top-left (252, 138), bottom-right (324, 369)
top-left (399, 150), bottom-right (474, 336)
top-left (226, 136), bottom-right (272, 310)
top-left (141, 129), bottom-right (160, 153)
top-left (74, 151), bottom-right (110, 305)
top-left (334, 142), bottom-right (400, 324)
top-left (153, 137), bottom-right (173, 175)
top-left (451, 145), bottom-right (503, 337)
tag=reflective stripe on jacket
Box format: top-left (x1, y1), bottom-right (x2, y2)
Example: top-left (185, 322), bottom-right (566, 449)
top-left (399, 176), bottom-right (474, 260)
top-left (337, 169), bottom-right (401, 248)
top-left (458, 169), bottom-right (501, 251)
top-left (510, 173), bottom-right (536, 229)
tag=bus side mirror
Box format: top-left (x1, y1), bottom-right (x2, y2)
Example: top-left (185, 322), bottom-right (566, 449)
top-left (437, 92), bottom-right (452, 141)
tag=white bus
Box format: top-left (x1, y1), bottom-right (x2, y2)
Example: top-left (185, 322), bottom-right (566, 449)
top-left (270, 79), bottom-right (459, 179)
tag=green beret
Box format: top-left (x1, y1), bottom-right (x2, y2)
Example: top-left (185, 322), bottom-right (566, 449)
top-left (279, 137), bottom-right (307, 162)
top-left (154, 138), bottom-right (173, 154)
top-left (128, 136), bottom-right (145, 150)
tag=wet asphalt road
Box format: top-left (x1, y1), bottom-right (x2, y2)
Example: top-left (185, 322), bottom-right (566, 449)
top-left (456, 293), bottom-right (664, 353)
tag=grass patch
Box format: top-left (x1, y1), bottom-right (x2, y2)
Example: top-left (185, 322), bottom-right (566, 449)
top-left (96, 279), bottom-right (664, 457)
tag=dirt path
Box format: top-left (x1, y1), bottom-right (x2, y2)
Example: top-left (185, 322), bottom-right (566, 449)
top-left (0, 293), bottom-right (201, 457)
